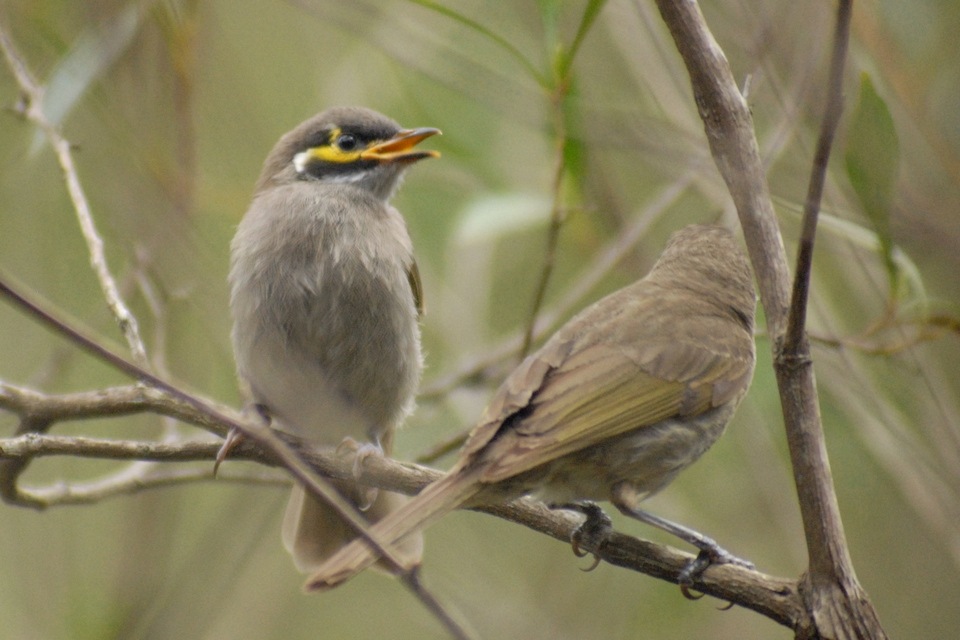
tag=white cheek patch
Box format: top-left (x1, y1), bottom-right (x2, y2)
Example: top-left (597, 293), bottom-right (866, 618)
top-left (293, 151), bottom-right (310, 175)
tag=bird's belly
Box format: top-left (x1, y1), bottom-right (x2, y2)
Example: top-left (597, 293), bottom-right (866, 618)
top-left (529, 406), bottom-right (733, 506)
top-left (231, 252), bottom-right (421, 446)
top-left (240, 329), bottom-right (378, 444)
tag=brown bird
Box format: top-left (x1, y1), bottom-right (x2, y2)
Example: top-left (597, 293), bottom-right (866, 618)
top-left (306, 223), bottom-right (757, 590)
top-left (228, 107), bottom-right (439, 574)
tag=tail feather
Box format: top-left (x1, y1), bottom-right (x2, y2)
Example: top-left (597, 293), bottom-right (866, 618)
top-left (305, 464), bottom-right (483, 591)
top-left (282, 482), bottom-right (424, 575)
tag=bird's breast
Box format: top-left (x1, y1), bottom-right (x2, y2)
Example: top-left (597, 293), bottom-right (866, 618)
top-left (230, 185), bottom-right (422, 441)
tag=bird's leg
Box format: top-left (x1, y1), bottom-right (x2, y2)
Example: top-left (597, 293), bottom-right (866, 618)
top-left (213, 403), bottom-right (270, 476)
top-left (334, 435), bottom-right (384, 511)
top-left (552, 501), bottom-right (613, 571)
top-left (620, 507), bottom-right (754, 582)
top-left (611, 484), bottom-right (753, 591)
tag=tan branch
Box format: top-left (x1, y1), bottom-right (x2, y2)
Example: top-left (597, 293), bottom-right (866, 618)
top-left (653, 0), bottom-right (887, 637)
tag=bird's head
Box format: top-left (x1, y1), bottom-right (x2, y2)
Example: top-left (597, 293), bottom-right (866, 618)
top-left (257, 106), bottom-right (440, 200)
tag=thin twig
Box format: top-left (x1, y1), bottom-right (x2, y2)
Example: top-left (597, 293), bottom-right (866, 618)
top-left (0, 25), bottom-right (148, 365)
top-left (783, 0), bottom-right (852, 353)
top-left (402, 569), bottom-right (475, 640)
top-left (414, 425), bottom-right (473, 465)
top-left (3, 453), bottom-right (288, 508)
top-left (0, 432), bottom-right (222, 461)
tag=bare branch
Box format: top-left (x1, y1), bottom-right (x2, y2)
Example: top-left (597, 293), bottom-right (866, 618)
top-left (0, 432), bottom-right (221, 461)
top-left (0, 381), bottom-right (229, 436)
top-left (652, 0), bottom-right (887, 637)
top-left (10, 460), bottom-right (287, 508)
top-left (647, 0), bottom-right (791, 332)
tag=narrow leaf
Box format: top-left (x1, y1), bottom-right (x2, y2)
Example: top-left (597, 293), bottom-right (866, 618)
top-left (844, 72), bottom-right (901, 290)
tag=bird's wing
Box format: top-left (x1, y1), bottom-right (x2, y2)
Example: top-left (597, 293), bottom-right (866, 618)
top-left (469, 333), bottom-right (753, 484)
top-left (407, 260), bottom-right (425, 318)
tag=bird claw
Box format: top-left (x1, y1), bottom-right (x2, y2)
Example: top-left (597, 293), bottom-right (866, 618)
top-left (677, 545), bottom-right (755, 599)
top-left (213, 427), bottom-right (244, 477)
top-left (354, 486), bottom-right (379, 512)
top-left (564, 502), bottom-right (612, 571)
top-left (215, 403), bottom-right (270, 476)
top-left (335, 438), bottom-right (383, 511)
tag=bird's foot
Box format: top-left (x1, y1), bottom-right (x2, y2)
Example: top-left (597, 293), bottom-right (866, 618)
top-left (335, 437), bottom-right (384, 511)
top-left (677, 541), bottom-right (755, 600)
top-left (556, 501), bottom-right (613, 571)
top-left (610, 490), bottom-right (753, 600)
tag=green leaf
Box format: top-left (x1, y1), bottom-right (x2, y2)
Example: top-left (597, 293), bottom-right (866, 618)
top-left (844, 72), bottom-right (901, 291)
top-left (455, 193), bottom-right (551, 244)
top-left (29, 4), bottom-right (145, 155)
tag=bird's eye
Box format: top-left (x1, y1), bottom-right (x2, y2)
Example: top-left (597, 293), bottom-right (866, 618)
top-left (336, 134), bottom-right (358, 151)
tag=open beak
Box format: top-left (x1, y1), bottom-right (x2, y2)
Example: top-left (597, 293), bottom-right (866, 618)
top-left (360, 127), bottom-right (441, 163)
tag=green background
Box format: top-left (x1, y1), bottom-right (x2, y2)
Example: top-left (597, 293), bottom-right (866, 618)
top-left (1, 1), bottom-right (959, 638)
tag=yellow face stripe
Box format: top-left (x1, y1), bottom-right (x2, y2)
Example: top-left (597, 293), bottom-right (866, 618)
top-left (303, 126), bottom-right (364, 164)
top-left (303, 145), bottom-right (363, 163)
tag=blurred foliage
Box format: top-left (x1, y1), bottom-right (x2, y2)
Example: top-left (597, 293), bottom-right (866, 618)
top-left (1, 0), bottom-right (959, 638)
top-left (844, 72), bottom-right (900, 292)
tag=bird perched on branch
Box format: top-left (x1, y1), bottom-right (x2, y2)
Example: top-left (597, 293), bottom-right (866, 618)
top-left (305, 223), bottom-right (757, 591)
top-left (227, 107), bottom-right (439, 573)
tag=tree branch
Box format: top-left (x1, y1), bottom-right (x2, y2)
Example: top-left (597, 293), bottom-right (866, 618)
top-left (652, 0), bottom-right (887, 637)
top-left (0, 381), bottom-right (230, 436)
top-left (0, 409), bottom-right (809, 630)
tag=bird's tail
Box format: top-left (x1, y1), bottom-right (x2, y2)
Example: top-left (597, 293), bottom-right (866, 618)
top-left (304, 463), bottom-right (483, 591)
top-left (282, 481), bottom-right (424, 575)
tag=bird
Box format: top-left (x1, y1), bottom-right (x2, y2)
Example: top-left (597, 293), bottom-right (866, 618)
top-left (304, 223), bottom-right (757, 591)
top-left (227, 106), bottom-right (439, 574)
